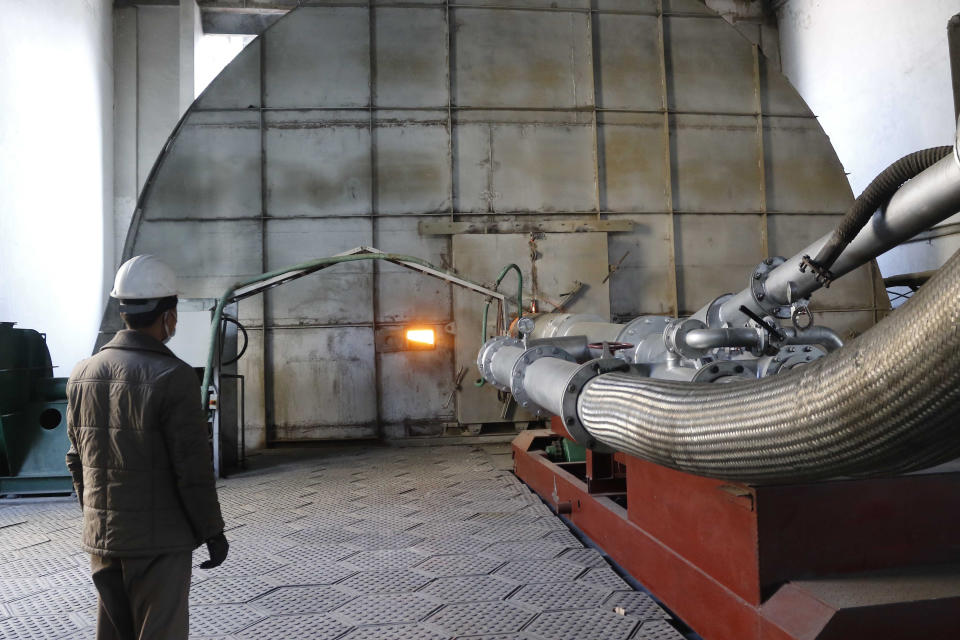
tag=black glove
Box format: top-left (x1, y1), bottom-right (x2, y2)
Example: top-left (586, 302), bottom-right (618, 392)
top-left (199, 532), bottom-right (229, 569)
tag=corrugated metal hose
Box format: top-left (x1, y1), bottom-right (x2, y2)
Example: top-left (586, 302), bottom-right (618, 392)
top-left (811, 147), bottom-right (954, 274)
top-left (576, 247), bottom-right (960, 484)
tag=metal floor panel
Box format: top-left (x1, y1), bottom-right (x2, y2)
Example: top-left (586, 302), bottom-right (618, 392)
top-left (525, 608), bottom-right (639, 640)
top-left (426, 600), bottom-right (538, 636)
top-left (339, 623), bottom-right (450, 640)
top-left (189, 603), bottom-right (265, 636)
top-left (508, 581), bottom-right (612, 610)
top-left (417, 574), bottom-right (520, 603)
top-left (332, 592), bottom-right (441, 625)
top-left (249, 584), bottom-right (355, 615)
top-left (0, 445), bottom-right (677, 639)
top-left (337, 569), bottom-right (433, 594)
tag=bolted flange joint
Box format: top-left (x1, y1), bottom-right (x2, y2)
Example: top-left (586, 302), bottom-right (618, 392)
top-left (510, 345), bottom-right (577, 417)
top-left (559, 358), bottom-right (627, 452)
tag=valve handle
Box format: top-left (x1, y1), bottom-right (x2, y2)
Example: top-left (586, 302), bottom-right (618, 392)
top-left (587, 341), bottom-right (634, 353)
top-left (739, 305), bottom-right (786, 342)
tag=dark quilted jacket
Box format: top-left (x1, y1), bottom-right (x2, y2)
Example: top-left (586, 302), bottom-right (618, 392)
top-left (65, 330), bottom-right (224, 557)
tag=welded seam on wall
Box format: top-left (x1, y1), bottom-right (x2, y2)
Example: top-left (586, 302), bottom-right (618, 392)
top-left (446, 0), bottom-right (456, 221)
top-left (656, 0), bottom-right (679, 318)
top-left (752, 44), bottom-right (769, 259)
top-left (278, 2), bottom-right (741, 19)
top-left (445, 0), bottom-right (460, 428)
top-left (369, 0), bottom-right (384, 438)
top-left (586, 3), bottom-right (602, 220)
top-left (190, 105), bottom-right (816, 119)
top-left (259, 31), bottom-right (272, 441)
top-left (143, 210), bottom-right (853, 222)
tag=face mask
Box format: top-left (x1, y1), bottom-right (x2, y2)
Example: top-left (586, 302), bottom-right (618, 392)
top-left (161, 310), bottom-right (177, 344)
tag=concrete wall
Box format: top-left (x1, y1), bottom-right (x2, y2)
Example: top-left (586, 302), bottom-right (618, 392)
top-left (0, 0), bottom-right (113, 372)
top-left (776, 0), bottom-right (960, 276)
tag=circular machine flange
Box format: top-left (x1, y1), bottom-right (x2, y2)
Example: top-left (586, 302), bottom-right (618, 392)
top-left (759, 345), bottom-right (826, 376)
top-left (559, 359), bottom-right (622, 453)
top-left (618, 316), bottom-right (673, 364)
top-left (692, 359), bottom-right (755, 383)
top-left (750, 256), bottom-right (786, 310)
top-left (704, 294), bottom-right (734, 328)
top-left (510, 345), bottom-right (577, 417)
top-left (477, 336), bottom-right (523, 389)
top-left (663, 318), bottom-right (708, 360)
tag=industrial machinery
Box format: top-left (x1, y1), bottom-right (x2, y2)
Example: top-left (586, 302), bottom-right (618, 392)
top-left (98, 2), bottom-right (960, 637)
top-left (0, 323), bottom-right (73, 495)
top-left (477, 141), bottom-right (960, 637)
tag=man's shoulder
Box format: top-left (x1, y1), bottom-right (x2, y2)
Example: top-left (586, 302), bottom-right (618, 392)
top-left (68, 345), bottom-right (190, 386)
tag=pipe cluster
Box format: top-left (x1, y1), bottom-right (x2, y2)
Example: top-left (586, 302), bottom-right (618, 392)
top-left (478, 144), bottom-right (960, 483)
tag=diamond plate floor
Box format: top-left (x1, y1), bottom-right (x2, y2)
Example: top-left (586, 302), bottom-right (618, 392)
top-left (0, 445), bottom-right (683, 639)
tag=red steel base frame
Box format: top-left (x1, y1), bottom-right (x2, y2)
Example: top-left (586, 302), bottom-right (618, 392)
top-left (513, 422), bottom-right (960, 640)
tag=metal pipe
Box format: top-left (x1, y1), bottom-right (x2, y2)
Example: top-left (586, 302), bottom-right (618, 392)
top-left (682, 326), bottom-right (843, 353)
top-left (489, 345), bottom-right (525, 388)
top-left (783, 327), bottom-right (843, 352)
top-left (713, 151), bottom-right (960, 326)
top-left (523, 358), bottom-right (581, 417)
top-left (684, 328), bottom-right (760, 350)
top-left (575, 245), bottom-right (960, 482)
top-left (528, 336), bottom-right (592, 363)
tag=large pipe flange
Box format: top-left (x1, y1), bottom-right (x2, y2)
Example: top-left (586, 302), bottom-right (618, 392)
top-left (559, 359), bottom-right (625, 452)
top-left (691, 359), bottom-right (756, 383)
top-left (617, 315), bottom-right (672, 364)
top-left (477, 336), bottom-right (523, 389)
top-left (510, 345), bottom-right (577, 417)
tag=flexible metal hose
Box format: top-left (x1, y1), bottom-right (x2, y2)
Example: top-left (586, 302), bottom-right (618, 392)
top-left (811, 147), bottom-right (953, 273)
top-left (577, 248), bottom-right (960, 483)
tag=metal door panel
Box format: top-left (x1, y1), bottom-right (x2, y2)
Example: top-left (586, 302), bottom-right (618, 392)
top-left (453, 8), bottom-right (593, 109)
top-left (265, 123), bottom-right (372, 218)
top-left (594, 13), bottom-right (662, 111)
top-left (132, 219), bottom-right (263, 299)
top-left (269, 327), bottom-right (377, 440)
top-left (671, 114), bottom-right (762, 213)
top-left (379, 348), bottom-right (455, 429)
top-left (264, 7), bottom-right (370, 109)
top-left (375, 124), bottom-right (452, 215)
top-left (264, 218), bottom-right (374, 325)
top-left (599, 116), bottom-right (668, 212)
top-left (143, 112), bottom-right (261, 220)
top-left (375, 7), bottom-right (448, 108)
top-left (665, 15), bottom-right (756, 114)
top-left (492, 124), bottom-right (597, 213)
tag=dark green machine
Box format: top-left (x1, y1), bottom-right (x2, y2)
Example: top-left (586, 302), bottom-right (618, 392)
top-left (0, 322), bottom-right (73, 495)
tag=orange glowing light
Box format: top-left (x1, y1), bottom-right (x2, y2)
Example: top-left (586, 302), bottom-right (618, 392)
top-left (406, 328), bottom-right (435, 346)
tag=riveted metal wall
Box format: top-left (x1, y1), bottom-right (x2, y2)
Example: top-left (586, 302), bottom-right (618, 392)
top-left (103, 0), bottom-right (887, 447)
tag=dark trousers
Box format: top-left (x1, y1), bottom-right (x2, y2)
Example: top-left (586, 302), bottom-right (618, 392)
top-left (89, 552), bottom-right (192, 640)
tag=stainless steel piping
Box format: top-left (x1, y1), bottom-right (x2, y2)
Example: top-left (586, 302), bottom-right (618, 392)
top-left (682, 326), bottom-right (843, 352)
top-left (684, 328), bottom-right (760, 350)
top-left (711, 151), bottom-right (960, 327)
top-left (783, 327), bottom-right (844, 352)
top-left (576, 246), bottom-right (960, 483)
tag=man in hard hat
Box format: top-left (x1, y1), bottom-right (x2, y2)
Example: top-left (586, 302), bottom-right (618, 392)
top-left (65, 254), bottom-right (228, 640)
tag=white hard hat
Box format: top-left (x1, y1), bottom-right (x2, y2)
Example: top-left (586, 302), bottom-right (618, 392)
top-left (111, 255), bottom-right (179, 313)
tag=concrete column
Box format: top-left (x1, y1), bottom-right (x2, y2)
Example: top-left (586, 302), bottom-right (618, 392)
top-left (112, 4), bottom-right (181, 269)
top-left (180, 0), bottom-right (202, 114)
